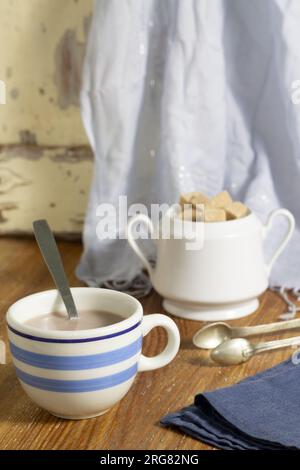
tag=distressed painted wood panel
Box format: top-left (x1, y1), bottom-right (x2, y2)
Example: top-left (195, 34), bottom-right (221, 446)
top-left (0, 0), bottom-right (94, 234)
top-left (0, 144), bottom-right (93, 235)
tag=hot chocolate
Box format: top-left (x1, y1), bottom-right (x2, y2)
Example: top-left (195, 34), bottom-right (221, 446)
top-left (24, 310), bottom-right (124, 331)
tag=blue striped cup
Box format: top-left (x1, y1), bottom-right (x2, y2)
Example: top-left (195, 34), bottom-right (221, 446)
top-left (6, 288), bottom-right (180, 419)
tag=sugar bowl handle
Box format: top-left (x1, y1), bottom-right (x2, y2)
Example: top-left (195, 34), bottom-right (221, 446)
top-left (263, 209), bottom-right (295, 275)
top-left (127, 214), bottom-right (155, 277)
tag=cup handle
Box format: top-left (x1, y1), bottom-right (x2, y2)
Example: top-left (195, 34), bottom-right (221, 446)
top-left (138, 314), bottom-right (180, 372)
top-left (262, 208), bottom-right (295, 275)
top-left (127, 214), bottom-right (155, 277)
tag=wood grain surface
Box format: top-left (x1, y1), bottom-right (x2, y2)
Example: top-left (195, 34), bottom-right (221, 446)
top-left (0, 237), bottom-right (297, 450)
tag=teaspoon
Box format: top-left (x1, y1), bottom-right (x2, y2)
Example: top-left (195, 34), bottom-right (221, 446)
top-left (33, 219), bottom-right (79, 320)
top-left (193, 318), bottom-right (300, 350)
top-left (210, 335), bottom-right (300, 366)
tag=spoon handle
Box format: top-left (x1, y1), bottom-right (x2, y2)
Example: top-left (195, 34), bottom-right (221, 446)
top-left (33, 220), bottom-right (79, 320)
top-left (233, 318), bottom-right (300, 338)
top-left (252, 335), bottom-right (300, 356)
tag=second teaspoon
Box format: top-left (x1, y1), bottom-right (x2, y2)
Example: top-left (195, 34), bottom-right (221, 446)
top-left (211, 335), bottom-right (300, 366)
top-left (193, 317), bottom-right (300, 350)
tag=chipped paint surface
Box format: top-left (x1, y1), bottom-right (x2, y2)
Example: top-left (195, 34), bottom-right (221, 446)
top-left (54, 25), bottom-right (90, 109)
top-left (0, 145), bottom-right (93, 234)
top-left (0, 0), bottom-right (94, 234)
top-left (0, 0), bottom-right (92, 145)
top-left (19, 130), bottom-right (37, 145)
top-left (0, 167), bottom-right (30, 194)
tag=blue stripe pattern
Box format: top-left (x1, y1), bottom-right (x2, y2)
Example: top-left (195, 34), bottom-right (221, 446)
top-left (15, 364), bottom-right (138, 393)
top-left (7, 321), bottom-right (141, 343)
top-left (10, 337), bottom-right (142, 370)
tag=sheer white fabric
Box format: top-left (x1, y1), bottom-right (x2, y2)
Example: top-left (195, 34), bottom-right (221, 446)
top-left (77, 0), bottom-right (300, 295)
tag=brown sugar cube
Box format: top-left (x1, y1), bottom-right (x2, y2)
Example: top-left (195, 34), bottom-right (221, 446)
top-left (180, 206), bottom-right (204, 222)
top-left (225, 201), bottom-right (249, 220)
top-left (204, 207), bottom-right (226, 222)
top-left (180, 191), bottom-right (210, 208)
top-left (180, 208), bottom-right (193, 221)
top-left (210, 190), bottom-right (232, 209)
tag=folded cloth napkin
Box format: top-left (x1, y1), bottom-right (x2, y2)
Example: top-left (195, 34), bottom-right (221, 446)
top-left (161, 359), bottom-right (300, 450)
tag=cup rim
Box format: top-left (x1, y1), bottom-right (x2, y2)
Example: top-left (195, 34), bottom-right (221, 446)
top-left (6, 287), bottom-right (143, 340)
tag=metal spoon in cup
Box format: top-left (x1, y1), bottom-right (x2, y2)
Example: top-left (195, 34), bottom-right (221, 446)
top-left (193, 318), bottom-right (300, 350)
top-left (210, 335), bottom-right (300, 366)
top-left (33, 219), bottom-right (79, 320)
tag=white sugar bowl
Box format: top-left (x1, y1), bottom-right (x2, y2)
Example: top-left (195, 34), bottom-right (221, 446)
top-left (127, 207), bottom-right (294, 321)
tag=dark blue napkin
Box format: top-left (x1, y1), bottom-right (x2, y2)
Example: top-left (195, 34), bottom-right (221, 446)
top-left (161, 359), bottom-right (300, 449)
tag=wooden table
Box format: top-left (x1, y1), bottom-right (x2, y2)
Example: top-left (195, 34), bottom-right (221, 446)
top-left (0, 237), bottom-right (295, 450)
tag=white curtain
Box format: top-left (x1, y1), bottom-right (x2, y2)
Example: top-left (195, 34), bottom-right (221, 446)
top-left (77, 0), bottom-right (300, 294)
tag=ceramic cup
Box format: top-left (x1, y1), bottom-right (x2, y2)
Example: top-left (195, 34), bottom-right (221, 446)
top-left (6, 287), bottom-right (180, 419)
top-left (127, 207), bottom-right (295, 321)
